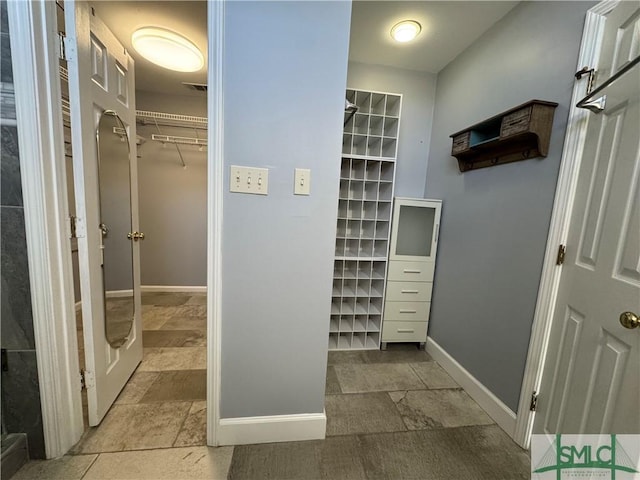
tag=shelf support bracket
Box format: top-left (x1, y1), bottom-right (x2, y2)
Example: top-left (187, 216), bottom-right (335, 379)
top-left (575, 66), bottom-right (596, 95)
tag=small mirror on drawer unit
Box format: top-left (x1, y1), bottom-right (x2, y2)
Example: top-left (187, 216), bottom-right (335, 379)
top-left (389, 198), bottom-right (441, 263)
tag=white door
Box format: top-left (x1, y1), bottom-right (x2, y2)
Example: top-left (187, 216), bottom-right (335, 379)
top-left (534, 2), bottom-right (640, 434)
top-left (65, 1), bottom-right (143, 426)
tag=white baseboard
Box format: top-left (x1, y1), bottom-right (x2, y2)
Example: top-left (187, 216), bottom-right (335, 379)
top-left (217, 411), bottom-right (326, 446)
top-left (105, 289), bottom-right (133, 298)
top-left (141, 285), bottom-right (207, 294)
top-left (75, 287), bottom-right (205, 308)
top-left (426, 337), bottom-right (517, 439)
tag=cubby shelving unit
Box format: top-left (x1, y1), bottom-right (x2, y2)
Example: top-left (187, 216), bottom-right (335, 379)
top-left (330, 89), bottom-right (402, 350)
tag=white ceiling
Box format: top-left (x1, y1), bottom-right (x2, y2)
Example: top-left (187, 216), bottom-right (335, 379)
top-left (349, 1), bottom-right (519, 73)
top-left (90, 1), bottom-right (518, 96)
top-left (91, 1), bottom-right (208, 97)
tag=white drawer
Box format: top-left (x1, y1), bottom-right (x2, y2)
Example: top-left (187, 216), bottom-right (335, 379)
top-left (382, 321), bottom-right (428, 342)
top-left (384, 301), bottom-right (431, 322)
top-left (387, 261), bottom-right (434, 282)
top-left (385, 281), bottom-right (432, 302)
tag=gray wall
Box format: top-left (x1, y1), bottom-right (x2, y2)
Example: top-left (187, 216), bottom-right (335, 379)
top-left (347, 62), bottom-right (436, 198)
top-left (424, 1), bottom-right (594, 412)
top-left (0, 0), bottom-right (45, 458)
top-left (220, 0), bottom-right (351, 418)
top-left (136, 91), bottom-right (207, 287)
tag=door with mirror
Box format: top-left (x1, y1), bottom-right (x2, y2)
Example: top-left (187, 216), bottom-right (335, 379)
top-left (97, 111), bottom-right (136, 348)
top-left (65, 0), bottom-right (143, 426)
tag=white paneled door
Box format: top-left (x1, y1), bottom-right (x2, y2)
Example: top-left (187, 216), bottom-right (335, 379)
top-left (534, 2), bottom-right (640, 435)
top-left (65, 1), bottom-right (143, 426)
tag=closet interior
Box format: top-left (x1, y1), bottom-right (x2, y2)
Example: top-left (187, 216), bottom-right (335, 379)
top-left (58, 0), bottom-right (208, 436)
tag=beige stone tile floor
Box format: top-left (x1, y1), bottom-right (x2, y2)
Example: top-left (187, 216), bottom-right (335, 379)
top-left (71, 294), bottom-right (208, 457)
top-left (16, 296), bottom-right (528, 479)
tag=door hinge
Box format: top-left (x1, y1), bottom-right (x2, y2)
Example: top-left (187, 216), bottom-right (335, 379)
top-left (80, 369), bottom-right (95, 391)
top-left (575, 66), bottom-right (596, 95)
top-left (556, 244), bottom-right (566, 265)
top-left (58, 32), bottom-right (67, 61)
top-left (72, 216), bottom-right (86, 238)
top-left (69, 215), bottom-right (77, 239)
top-left (530, 391), bottom-right (538, 412)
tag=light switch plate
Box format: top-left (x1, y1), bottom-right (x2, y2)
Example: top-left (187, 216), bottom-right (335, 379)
top-left (230, 165), bottom-right (269, 195)
top-left (294, 168), bottom-right (311, 195)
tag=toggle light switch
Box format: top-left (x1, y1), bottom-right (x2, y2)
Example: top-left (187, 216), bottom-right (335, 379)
top-left (230, 165), bottom-right (269, 195)
top-left (294, 168), bottom-right (311, 195)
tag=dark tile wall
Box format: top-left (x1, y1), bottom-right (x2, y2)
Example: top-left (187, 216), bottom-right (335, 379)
top-left (1, 352), bottom-right (45, 458)
top-left (0, 0), bottom-right (46, 459)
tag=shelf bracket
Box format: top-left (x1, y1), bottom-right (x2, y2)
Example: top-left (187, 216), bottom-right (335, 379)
top-left (575, 66), bottom-right (596, 95)
top-left (576, 55), bottom-right (639, 114)
top-left (152, 117), bottom-right (186, 168)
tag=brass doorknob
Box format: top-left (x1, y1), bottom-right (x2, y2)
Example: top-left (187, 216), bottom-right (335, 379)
top-left (619, 311), bottom-right (639, 329)
top-left (127, 232), bottom-right (145, 241)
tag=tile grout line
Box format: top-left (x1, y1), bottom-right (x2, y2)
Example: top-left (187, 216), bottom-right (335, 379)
top-left (383, 389), bottom-right (411, 432)
top-left (172, 400), bottom-right (195, 448)
top-left (407, 362), bottom-right (430, 389)
top-left (79, 452), bottom-right (100, 479)
top-left (74, 440), bottom-right (210, 457)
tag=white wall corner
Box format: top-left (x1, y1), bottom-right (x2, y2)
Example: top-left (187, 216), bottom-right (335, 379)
top-left (426, 337), bottom-right (517, 440)
top-left (216, 411), bottom-right (327, 446)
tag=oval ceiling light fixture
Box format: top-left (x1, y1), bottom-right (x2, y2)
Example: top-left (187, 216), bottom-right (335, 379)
top-left (132, 27), bottom-right (204, 72)
top-left (391, 20), bottom-right (422, 43)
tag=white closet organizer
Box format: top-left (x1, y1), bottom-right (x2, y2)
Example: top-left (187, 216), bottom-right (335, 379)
top-left (330, 89), bottom-right (402, 351)
top-left (382, 198), bottom-right (441, 348)
top-left (135, 110), bottom-right (207, 167)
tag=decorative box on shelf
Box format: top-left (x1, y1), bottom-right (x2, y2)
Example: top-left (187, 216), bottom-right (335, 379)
top-left (450, 99), bottom-right (558, 172)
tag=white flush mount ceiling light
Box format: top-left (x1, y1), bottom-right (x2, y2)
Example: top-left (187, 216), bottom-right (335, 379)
top-left (132, 27), bottom-right (204, 72)
top-left (391, 20), bottom-right (422, 43)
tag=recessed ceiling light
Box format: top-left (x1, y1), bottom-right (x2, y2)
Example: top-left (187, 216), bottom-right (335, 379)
top-left (132, 27), bottom-right (204, 73)
top-left (391, 20), bottom-right (422, 43)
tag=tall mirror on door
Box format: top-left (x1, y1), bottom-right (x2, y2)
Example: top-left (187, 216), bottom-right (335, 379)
top-left (97, 110), bottom-right (135, 347)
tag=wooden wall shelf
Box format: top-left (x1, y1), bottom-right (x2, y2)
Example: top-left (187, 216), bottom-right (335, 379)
top-left (450, 100), bottom-right (558, 172)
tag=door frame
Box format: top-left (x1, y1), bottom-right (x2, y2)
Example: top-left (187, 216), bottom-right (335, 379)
top-left (6, 0), bottom-right (84, 458)
top-left (6, 0), bottom-right (225, 456)
top-left (513, 0), bottom-right (620, 448)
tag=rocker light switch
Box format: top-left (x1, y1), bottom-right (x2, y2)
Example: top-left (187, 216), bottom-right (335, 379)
top-left (294, 168), bottom-right (311, 195)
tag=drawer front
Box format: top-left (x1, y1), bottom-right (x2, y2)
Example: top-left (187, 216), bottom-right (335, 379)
top-left (385, 281), bottom-right (432, 302)
top-left (387, 261), bottom-right (435, 282)
top-left (451, 131), bottom-right (470, 154)
top-left (382, 321), bottom-right (428, 342)
top-left (384, 301), bottom-right (431, 322)
top-left (501, 106), bottom-right (532, 138)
